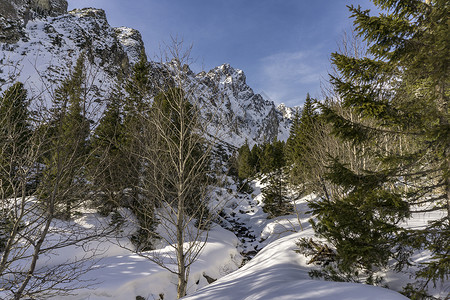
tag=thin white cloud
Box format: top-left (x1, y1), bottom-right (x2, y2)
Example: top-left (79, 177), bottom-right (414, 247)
top-left (258, 50), bottom-right (324, 106)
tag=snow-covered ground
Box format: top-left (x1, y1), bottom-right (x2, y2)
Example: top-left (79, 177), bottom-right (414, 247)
top-left (182, 230), bottom-right (408, 300)
top-left (2, 180), bottom-right (448, 299)
top-left (58, 221), bottom-right (242, 300)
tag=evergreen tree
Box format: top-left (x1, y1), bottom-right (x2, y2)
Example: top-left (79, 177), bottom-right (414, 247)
top-left (285, 107), bottom-right (301, 165)
top-left (260, 142), bottom-right (276, 174)
top-left (250, 143), bottom-right (262, 174)
top-left (90, 81), bottom-right (126, 214)
top-left (122, 51), bottom-right (152, 203)
top-left (39, 55), bottom-right (91, 219)
top-left (306, 0), bottom-right (449, 291)
top-left (124, 50), bottom-right (153, 116)
top-left (149, 87), bottom-right (209, 220)
top-left (0, 83), bottom-right (31, 253)
top-left (0, 83), bottom-right (31, 197)
top-left (237, 141), bottom-right (253, 180)
top-left (120, 51), bottom-right (156, 248)
top-left (286, 94), bottom-right (319, 186)
top-left (261, 140), bottom-right (291, 217)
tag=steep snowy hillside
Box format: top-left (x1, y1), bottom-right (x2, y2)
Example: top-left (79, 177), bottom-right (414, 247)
top-left (0, 4), bottom-right (142, 112)
top-left (0, 0), bottom-right (291, 147)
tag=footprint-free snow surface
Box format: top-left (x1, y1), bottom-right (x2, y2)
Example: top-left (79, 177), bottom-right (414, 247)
top-left (4, 180), bottom-right (447, 300)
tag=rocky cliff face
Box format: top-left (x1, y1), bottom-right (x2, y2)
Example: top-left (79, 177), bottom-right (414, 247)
top-left (194, 64), bottom-right (291, 146)
top-left (0, 4), bottom-right (144, 106)
top-left (0, 0), bottom-right (291, 147)
top-left (0, 0), bottom-right (68, 43)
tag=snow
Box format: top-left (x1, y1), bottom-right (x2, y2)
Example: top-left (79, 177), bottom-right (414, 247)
top-left (1, 180), bottom-right (448, 299)
top-left (181, 190), bottom-right (409, 300)
top-left (183, 231), bottom-right (408, 300)
top-left (45, 215), bottom-right (242, 300)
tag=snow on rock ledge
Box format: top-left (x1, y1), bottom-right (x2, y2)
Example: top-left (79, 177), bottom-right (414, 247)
top-left (114, 26), bottom-right (145, 65)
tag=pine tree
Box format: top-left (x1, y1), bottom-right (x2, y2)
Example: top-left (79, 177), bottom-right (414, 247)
top-left (90, 81), bottom-right (126, 214)
top-left (286, 94), bottom-right (319, 186)
top-left (250, 144), bottom-right (262, 174)
top-left (307, 0), bottom-right (449, 291)
top-left (285, 107), bottom-right (301, 164)
top-left (149, 87), bottom-right (209, 220)
top-left (122, 51), bottom-right (152, 203)
top-left (260, 142), bottom-right (276, 174)
top-left (120, 51), bottom-right (156, 248)
top-left (0, 83), bottom-right (31, 252)
top-left (237, 141), bottom-right (253, 180)
top-left (0, 82), bottom-right (31, 197)
top-left (39, 55), bottom-right (91, 219)
top-left (124, 50), bottom-right (153, 115)
top-left (261, 140), bottom-right (291, 217)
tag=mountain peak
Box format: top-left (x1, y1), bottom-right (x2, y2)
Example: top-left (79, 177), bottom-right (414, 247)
top-left (114, 26), bottom-right (145, 65)
top-left (205, 63), bottom-right (247, 88)
top-left (69, 7), bottom-right (106, 20)
top-left (276, 103), bottom-right (298, 120)
top-left (0, 1), bottom-right (292, 148)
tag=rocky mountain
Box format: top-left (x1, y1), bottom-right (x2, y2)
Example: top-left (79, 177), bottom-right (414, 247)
top-left (194, 64), bottom-right (291, 146)
top-left (0, 0), bottom-right (291, 147)
top-left (0, 0), bottom-right (68, 43)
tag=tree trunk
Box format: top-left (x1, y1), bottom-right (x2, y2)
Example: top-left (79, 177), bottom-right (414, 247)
top-left (176, 193), bottom-right (187, 298)
top-left (14, 190), bottom-right (55, 299)
top-left (436, 81), bottom-right (449, 216)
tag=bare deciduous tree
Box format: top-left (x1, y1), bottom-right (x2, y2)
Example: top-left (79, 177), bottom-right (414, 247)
top-left (118, 40), bottom-right (228, 299)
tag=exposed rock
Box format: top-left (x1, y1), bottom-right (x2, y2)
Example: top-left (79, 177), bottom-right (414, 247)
top-left (277, 103), bottom-right (299, 120)
top-left (0, 0), bottom-right (68, 43)
top-left (202, 273), bottom-right (217, 284)
top-left (31, 0), bottom-right (68, 17)
top-left (194, 63), bottom-right (291, 146)
top-left (114, 26), bottom-right (145, 65)
top-left (0, 6), bottom-right (142, 100)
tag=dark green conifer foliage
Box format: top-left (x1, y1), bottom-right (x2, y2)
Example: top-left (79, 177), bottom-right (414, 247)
top-left (286, 94), bottom-right (319, 186)
top-left (260, 140), bottom-right (291, 217)
top-left (237, 141), bottom-right (253, 180)
top-left (286, 108), bottom-right (301, 162)
top-left (122, 51), bottom-right (152, 202)
top-left (150, 87), bottom-right (209, 221)
top-left (120, 52), bottom-right (156, 248)
top-left (0, 82), bottom-right (31, 197)
top-left (0, 83), bottom-right (31, 252)
top-left (124, 51), bottom-right (153, 116)
top-left (307, 0), bottom-right (449, 290)
top-left (250, 144), bottom-right (262, 173)
top-left (90, 81), bottom-right (126, 214)
top-left (260, 142), bottom-right (276, 174)
top-left (39, 55), bottom-right (91, 219)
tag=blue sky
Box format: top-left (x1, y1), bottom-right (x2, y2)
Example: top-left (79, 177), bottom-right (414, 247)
top-left (67, 1), bottom-right (377, 107)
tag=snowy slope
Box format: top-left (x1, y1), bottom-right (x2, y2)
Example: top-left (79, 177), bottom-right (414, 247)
top-left (183, 184), bottom-right (449, 300)
top-left (0, 7), bottom-right (140, 109)
top-left (56, 222), bottom-right (242, 300)
top-left (195, 63), bottom-right (291, 146)
top-left (182, 231), bottom-right (409, 300)
top-left (0, 181), bottom-right (447, 299)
